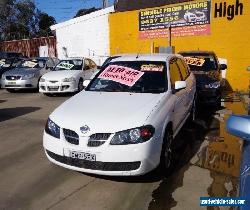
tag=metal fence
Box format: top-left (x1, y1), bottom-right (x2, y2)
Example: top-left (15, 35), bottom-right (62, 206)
top-left (0, 36), bottom-right (57, 58)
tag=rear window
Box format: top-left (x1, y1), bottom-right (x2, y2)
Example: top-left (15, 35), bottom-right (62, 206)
top-left (180, 53), bottom-right (218, 71)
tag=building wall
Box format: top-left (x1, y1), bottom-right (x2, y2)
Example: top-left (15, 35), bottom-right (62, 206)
top-left (52, 7), bottom-right (114, 65)
top-left (109, 0), bottom-right (250, 91)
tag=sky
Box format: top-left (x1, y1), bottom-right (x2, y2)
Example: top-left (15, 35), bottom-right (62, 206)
top-left (34, 0), bottom-right (114, 24)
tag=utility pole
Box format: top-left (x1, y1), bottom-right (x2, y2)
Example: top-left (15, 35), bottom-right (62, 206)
top-left (103, 0), bottom-right (108, 9)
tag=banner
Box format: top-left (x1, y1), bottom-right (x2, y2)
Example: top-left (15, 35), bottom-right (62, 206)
top-left (139, 0), bottom-right (211, 39)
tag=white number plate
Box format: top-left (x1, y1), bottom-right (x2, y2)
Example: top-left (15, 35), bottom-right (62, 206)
top-left (70, 151), bottom-right (96, 161)
top-left (8, 82), bottom-right (16, 85)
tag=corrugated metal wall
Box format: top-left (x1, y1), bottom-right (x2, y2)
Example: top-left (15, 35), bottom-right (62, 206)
top-left (1, 36), bottom-right (57, 58)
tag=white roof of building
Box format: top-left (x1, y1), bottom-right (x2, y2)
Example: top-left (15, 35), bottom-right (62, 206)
top-left (50, 6), bottom-right (114, 30)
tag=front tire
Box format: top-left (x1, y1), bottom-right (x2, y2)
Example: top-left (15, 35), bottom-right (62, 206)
top-left (159, 128), bottom-right (174, 175)
top-left (78, 79), bottom-right (84, 92)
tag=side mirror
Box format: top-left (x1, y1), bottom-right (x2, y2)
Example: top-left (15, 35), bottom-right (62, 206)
top-left (83, 80), bottom-right (91, 88)
top-left (247, 66), bottom-right (250, 71)
top-left (173, 81), bottom-right (186, 93)
top-left (226, 115), bottom-right (250, 141)
top-left (220, 64), bottom-right (227, 70)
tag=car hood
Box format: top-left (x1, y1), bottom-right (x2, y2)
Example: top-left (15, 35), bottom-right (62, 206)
top-left (50, 91), bottom-right (165, 135)
top-left (3, 68), bottom-right (41, 76)
top-left (42, 70), bottom-right (81, 80)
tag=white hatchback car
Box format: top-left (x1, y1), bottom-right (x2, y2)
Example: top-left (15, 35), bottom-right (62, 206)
top-left (39, 58), bottom-right (99, 94)
top-left (43, 54), bottom-right (196, 176)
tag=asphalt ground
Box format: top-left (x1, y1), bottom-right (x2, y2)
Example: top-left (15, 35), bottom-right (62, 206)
top-left (0, 89), bottom-right (247, 210)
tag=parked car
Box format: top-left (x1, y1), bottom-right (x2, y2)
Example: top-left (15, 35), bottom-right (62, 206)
top-left (0, 51), bottom-right (23, 59)
top-left (39, 57), bottom-right (99, 95)
top-left (1, 57), bottom-right (59, 92)
top-left (179, 51), bottom-right (227, 106)
top-left (183, 10), bottom-right (207, 23)
top-left (43, 54), bottom-right (196, 176)
top-left (226, 115), bottom-right (250, 210)
top-left (0, 58), bottom-right (24, 86)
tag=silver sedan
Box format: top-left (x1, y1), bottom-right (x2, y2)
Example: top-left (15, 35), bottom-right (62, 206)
top-left (1, 57), bottom-right (59, 92)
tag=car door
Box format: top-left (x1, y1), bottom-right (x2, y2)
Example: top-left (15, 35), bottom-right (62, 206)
top-left (176, 58), bottom-right (195, 114)
top-left (169, 57), bottom-right (187, 131)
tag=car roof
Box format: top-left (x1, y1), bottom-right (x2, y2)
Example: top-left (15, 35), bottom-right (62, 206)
top-left (109, 53), bottom-right (180, 62)
top-left (178, 50), bottom-right (215, 55)
top-left (61, 57), bottom-right (85, 60)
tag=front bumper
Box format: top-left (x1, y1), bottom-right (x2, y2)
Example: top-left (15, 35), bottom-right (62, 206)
top-left (39, 81), bottom-right (78, 93)
top-left (197, 88), bottom-right (221, 104)
top-left (43, 131), bottom-right (161, 176)
top-left (1, 78), bottom-right (38, 89)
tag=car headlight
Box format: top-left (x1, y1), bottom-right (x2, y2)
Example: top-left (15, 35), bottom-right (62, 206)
top-left (40, 78), bottom-right (45, 82)
top-left (110, 125), bottom-right (155, 145)
top-left (205, 82), bottom-right (221, 89)
top-left (45, 118), bottom-right (60, 139)
top-left (62, 77), bottom-right (76, 82)
top-left (22, 73), bottom-right (35, 80)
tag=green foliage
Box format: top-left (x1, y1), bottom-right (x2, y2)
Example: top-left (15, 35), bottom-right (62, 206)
top-left (0, 0), bottom-right (56, 41)
top-left (74, 7), bottom-right (100, 18)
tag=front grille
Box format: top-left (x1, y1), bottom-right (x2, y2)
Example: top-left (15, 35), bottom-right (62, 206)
top-left (88, 133), bottom-right (111, 147)
top-left (48, 86), bottom-right (59, 91)
top-left (6, 76), bottom-right (21, 80)
top-left (46, 150), bottom-right (141, 171)
top-left (63, 129), bottom-right (79, 145)
top-left (5, 85), bottom-right (21, 87)
top-left (49, 81), bottom-right (58, 83)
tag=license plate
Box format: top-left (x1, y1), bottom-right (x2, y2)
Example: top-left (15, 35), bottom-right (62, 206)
top-left (70, 151), bottom-right (96, 161)
top-left (8, 81), bottom-right (16, 85)
top-left (48, 86), bottom-right (59, 88)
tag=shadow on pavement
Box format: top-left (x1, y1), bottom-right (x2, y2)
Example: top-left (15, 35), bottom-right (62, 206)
top-left (0, 107), bottom-right (41, 122)
top-left (0, 100), bottom-right (6, 103)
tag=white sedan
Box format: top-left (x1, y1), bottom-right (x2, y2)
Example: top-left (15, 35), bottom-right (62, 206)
top-left (39, 58), bottom-right (99, 94)
top-left (43, 54), bottom-right (196, 176)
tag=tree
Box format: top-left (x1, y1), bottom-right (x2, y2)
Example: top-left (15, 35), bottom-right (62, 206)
top-left (0, 0), bottom-right (56, 41)
top-left (74, 7), bottom-right (100, 18)
top-left (38, 12), bottom-right (56, 37)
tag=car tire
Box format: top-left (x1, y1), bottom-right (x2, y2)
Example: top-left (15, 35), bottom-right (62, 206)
top-left (6, 89), bottom-right (15, 93)
top-left (159, 128), bottom-right (174, 175)
top-left (78, 78), bottom-right (84, 92)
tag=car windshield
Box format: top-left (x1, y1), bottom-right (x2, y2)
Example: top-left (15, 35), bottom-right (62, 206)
top-left (54, 59), bottom-right (83, 71)
top-left (17, 59), bottom-right (46, 69)
top-left (180, 53), bottom-right (218, 71)
top-left (86, 61), bottom-right (167, 93)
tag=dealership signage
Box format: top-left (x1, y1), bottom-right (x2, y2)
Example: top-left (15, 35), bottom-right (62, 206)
top-left (139, 0), bottom-right (211, 39)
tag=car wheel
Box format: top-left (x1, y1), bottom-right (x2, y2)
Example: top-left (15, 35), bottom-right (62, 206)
top-left (6, 89), bottom-right (15, 93)
top-left (159, 128), bottom-right (174, 175)
top-left (78, 79), bottom-right (84, 92)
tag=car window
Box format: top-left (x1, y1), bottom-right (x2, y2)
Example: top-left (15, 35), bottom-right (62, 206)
top-left (54, 59), bottom-right (83, 71)
top-left (84, 59), bottom-right (91, 70)
top-left (89, 59), bottom-right (97, 68)
top-left (176, 58), bottom-right (189, 80)
top-left (180, 53), bottom-right (218, 71)
top-left (17, 59), bottom-right (46, 69)
top-left (87, 61), bottom-right (167, 93)
top-left (169, 58), bottom-right (182, 88)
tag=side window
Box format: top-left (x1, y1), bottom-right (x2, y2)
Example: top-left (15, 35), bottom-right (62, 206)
top-left (169, 59), bottom-right (182, 88)
top-left (84, 59), bottom-right (91, 70)
top-left (176, 58), bottom-right (189, 80)
top-left (89, 59), bottom-right (97, 68)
